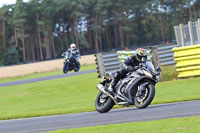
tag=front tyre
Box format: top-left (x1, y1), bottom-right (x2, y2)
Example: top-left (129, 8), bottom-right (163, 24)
top-left (135, 84), bottom-right (155, 109)
top-left (63, 63), bottom-right (68, 74)
top-left (95, 92), bottom-right (114, 113)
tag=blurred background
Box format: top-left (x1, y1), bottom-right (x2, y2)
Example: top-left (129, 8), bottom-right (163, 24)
top-left (0, 0), bottom-right (198, 66)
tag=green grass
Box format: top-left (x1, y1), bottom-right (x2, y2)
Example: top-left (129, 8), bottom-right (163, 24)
top-left (0, 73), bottom-right (100, 120)
top-left (161, 65), bottom-right (178, 81)
top-left (0, 72), bottom-right (200, 120)
top-left (0, 64), bottom-right (176, 84)
top-left (0, 64), bottom-right (177, 84)
top-left (152, 77), bottom-right (200, 104)
top-left (0, 65), bottom-right (96, 83)
top-left (49, 116), bottom-right (200, 133)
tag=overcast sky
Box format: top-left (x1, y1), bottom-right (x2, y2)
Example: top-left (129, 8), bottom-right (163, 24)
top-left (0, 0), bottom-right (29, 7)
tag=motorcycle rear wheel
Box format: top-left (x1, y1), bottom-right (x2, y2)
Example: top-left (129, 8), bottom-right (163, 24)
top-left (74, 61), bottom-right (80, 72)
top-left (95, 92), bottom-right (114, 113)
top-left (135, 84), bottom-right (155, 109)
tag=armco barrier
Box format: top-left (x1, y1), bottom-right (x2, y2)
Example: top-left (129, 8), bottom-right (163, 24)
top-left (102, 52), bottom-right (121, 74)
top-left (95, 52), bottom-right (121, 77)
top-left (172, 44), bottom-right (200, 78)
top-left (95, 44), bottom-right (177, 77)
top-left (118, 44), bottom-right (176, 66)
top-left (96, 49), bottom-right (151, 77)
top-left (158, 44), bottom-right (177, 65)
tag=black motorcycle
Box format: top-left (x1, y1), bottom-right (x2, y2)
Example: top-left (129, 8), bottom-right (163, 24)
top-left (95, 58), bottom-right (161, 113)
top-left (62, 53), bottom-right (80, 74)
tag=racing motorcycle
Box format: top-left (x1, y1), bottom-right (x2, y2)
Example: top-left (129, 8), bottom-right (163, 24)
top-left (62, 52), bottom-right (80, 74)
top-left (95, 58), bottom-right (161, 113)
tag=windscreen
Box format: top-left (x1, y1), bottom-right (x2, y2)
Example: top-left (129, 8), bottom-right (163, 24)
top-left (64, 52), bottom-right (69, 59)
top-left (145, 61), bottom-right (155, 73)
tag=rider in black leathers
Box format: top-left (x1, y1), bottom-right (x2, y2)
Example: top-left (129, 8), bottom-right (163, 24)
top-left (108, 48), bottom-right (147, 93)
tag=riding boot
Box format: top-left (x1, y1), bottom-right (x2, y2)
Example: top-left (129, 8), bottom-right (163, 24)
top-left (107, 78), bottom-right (117, 94)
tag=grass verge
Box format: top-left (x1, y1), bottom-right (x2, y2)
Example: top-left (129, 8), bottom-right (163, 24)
top-left (161, 65), bottom-right (178, 81)
top-left (49, 116), bottom-right (200, 133)
top-left (0, 65), bottom-right (96, 83)
top-left (0, 72), bottom-right (200, 120)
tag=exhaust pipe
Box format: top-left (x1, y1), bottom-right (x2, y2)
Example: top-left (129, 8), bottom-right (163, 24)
top-left (97, 84), bottom-right (117, 104)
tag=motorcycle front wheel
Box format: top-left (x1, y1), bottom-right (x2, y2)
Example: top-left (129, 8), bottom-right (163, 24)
top-left (63, 63), bottom-right (68, 74)
top-left (134, 84), bottom-right (155, 109)
top-left (95, 92), bottom-right (114, 113)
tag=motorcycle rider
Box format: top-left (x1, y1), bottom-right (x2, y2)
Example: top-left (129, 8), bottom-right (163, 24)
top-left (107, 48), bottom-right (147, 93)
top-left (68, 43), bottom-right (80, 60)
top-left (62, 43), bottom-right (80, 67)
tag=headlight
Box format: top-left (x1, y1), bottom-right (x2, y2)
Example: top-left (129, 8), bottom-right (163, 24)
top-left (97, 84), bottom-right (104, 90)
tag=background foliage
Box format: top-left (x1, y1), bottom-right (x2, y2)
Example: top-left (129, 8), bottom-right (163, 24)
top-left (0, 0), bottom-right (198, 65)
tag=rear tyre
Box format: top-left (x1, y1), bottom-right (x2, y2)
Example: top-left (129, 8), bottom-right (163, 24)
top-left (135, 84), bottom-right (155, 109)
top-left (95, 92), bottom-right (114, 113)
top-left (74, 61), bottom-right (80, 72)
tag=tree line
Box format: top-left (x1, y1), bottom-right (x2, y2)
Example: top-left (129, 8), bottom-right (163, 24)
top-left (0, 0), bottom-right (198, 65)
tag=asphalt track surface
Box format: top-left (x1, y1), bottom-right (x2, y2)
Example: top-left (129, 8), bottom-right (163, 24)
top-left (0, 69), bottom-right (96, 87)
top-left (0, 100), bottom-right (200, 133)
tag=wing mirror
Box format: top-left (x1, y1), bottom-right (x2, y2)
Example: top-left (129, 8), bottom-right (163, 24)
top-left (156, 66), bottom-right (162, 72)
top-left (141, 57), bottom-right (146, 62)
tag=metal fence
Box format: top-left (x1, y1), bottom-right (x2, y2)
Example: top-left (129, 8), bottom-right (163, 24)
top-left (174, 19), bottom-right (200, 46)
top-left (174, 26), bottom-right (182, 46)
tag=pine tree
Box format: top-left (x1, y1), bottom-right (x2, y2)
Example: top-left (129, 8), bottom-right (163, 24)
top-left (13, 0), bottom-right (28, 62)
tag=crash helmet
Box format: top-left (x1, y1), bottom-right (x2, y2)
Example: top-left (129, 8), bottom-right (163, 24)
top-left (135, 48), bottom-right (147, 62)
top-left (70, 43), bottom-right (76, 51)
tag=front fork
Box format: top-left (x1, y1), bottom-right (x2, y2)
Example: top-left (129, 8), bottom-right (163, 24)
top-left (64, 60), bottom-right (70, 68)
top-left (136, 83), bottom-right (149, 96)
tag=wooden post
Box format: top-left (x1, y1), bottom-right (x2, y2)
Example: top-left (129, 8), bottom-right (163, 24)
top-left (179, 24), bottom-right (185, 46)
top-left (188, 21), bottom-right (194, 45)
top-left (151, 46), bottom-right (162, 81)
top-left (197, 19), bottom-right (200, 44)
top-left (95, 53), bottom-right (105, 78)
top-left (174, 26), bottom-right (180, 46)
